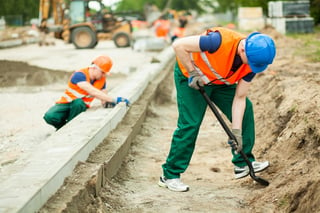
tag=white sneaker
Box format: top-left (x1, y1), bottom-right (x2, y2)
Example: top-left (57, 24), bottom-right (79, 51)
top-left (158, 176), bottom-right (189, 192)
top-left (234, 161), bottom-right (269, 179)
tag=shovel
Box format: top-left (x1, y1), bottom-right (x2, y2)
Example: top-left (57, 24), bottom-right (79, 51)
top-left (198, 86), bottom-right (269, 186)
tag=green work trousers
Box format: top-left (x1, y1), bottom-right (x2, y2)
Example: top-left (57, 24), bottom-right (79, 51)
top-left (43, 98), bottom-right (87, 129)
top-left (162, 64), bottom-right (256, 179)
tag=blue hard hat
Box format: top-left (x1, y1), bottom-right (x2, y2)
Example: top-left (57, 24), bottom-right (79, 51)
top-left (245, 32), bottom-right (276, 73)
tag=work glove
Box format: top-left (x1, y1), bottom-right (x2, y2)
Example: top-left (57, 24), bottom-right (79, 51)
top-left (104, 97), bottom-right (130, 108)
top-left (188, 70), bottom-right (204, 90)
top-left (114, 97), bottom-right (130, 106)
top-left (228, 129), bottom-right (242, 154)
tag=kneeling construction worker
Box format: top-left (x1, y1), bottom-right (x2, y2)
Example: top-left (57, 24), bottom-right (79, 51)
top-left (43, 55), bottom-right (130, 130)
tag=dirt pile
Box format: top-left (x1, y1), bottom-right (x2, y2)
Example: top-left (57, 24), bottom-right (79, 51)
top-left (0, 60), bottom-right (69, 87)
top-left (247, 28), bottom-right (320, 212)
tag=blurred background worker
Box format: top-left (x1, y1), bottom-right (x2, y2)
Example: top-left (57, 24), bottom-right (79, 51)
top-left (171, 14), bottom-right (188, 42)
top-left (43, 55), bottom-right (130, 130)
top-left (153, 15), bottom-right (171, 40)
top-left (38, 18), bottom-right (55, 46)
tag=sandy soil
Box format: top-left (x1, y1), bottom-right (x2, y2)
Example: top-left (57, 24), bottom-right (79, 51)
top-left (1, 25), bottom-right (320, 212)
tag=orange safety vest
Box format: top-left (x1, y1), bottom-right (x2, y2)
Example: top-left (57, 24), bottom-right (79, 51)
top-left (154, 19), bottom-right (170, 37)
top-left (177, 27), bottom-right (252, 85)
top-left (56, 67), bottom-right (106, 107)
top-left (173, 27), bottom-right (185, 38)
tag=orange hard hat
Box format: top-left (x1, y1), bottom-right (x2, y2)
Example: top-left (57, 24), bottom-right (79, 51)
top-left (92, 55), bottom-right (113, 73)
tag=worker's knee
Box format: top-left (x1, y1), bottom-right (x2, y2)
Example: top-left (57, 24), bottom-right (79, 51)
top-left (43, 112), bottom-right (66, 129)
top-left (71, 99), bottom-right (87, 112)
top-left (43, 111), bottom-right (53, 125)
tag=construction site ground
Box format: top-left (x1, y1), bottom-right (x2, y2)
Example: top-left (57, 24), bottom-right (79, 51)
top-left (1, 23), bottom-right (320, 213)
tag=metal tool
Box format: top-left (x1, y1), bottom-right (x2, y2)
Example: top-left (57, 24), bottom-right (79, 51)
top-left (199, 86), bottom-right (269, 186)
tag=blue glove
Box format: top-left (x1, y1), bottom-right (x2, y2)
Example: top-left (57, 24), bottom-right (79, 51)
top-left (104, 97), bottom-right (130, 108)
top-left (115, 97), bottom-right (130, 106)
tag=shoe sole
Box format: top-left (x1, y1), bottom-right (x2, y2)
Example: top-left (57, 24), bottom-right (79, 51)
top-left (235, 171), bottom-right (249, 179)
top-left (158, 180), bottom-right (167, 188)
top-left (235, 162), bottom-right (270, 179)
top-left (158, 178), bottom-right (189, 192)
top-left (253, 162), bottom-right (270, 173)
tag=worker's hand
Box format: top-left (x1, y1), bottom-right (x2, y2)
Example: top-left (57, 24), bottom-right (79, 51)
top-left (103, 102), bottom-right (114, 108)
top-left (188, 70), bottom-right (204, 90)
top-left (114, 97), bottom-right (130, 106)
top-left (227, 138), bottom-right (236, 152)
top-left (104, 97), bottom-right (130, 108)
top-left (231, 129), bottom-right (242, 154)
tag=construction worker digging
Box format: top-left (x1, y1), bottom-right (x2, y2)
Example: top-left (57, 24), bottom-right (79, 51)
top-left (158, 27), bottom-right (276, 192)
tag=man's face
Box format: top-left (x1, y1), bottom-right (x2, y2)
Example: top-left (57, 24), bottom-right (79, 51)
top-left (94, 65), bottom-right (106, 80)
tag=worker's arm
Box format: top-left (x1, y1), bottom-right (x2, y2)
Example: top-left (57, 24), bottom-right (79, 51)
top-left (77, 81), bottom-right (114, 103)
top-left (231, 79), bottom-right (251, 130)
top-left (172, 32), bottom-right (221, 72)
top-left (172, 35), bottom-right (201, 72)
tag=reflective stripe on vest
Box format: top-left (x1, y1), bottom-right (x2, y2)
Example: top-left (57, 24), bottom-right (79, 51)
top-left (60, 87), bottom-right (93, 106)
top-left (191, 53), bottom-right (231, 85)
top-left (177, 27), bottom-right (252, 85)
top-left (56, 68), bottom-right (105, 107)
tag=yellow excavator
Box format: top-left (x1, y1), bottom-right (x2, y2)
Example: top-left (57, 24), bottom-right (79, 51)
top-left (39, 0), bottom-right (132, 49)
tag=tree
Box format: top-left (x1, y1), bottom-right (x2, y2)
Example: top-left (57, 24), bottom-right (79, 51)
top-left (215, 0), bottom-right (319, 25)
top-left (115, 0), bottom-right (208, 15)
top-left (310, 0), bottom-right (320, 25)
top-left (0, 0), bottom-right (318, 26)
top-left (214, 0), bottom-right (269, 19)
top-left (0, 0), bottom-right (39, 25)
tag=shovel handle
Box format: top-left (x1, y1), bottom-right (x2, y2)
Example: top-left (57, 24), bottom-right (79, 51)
top-left (199, 86), bottom-right (269, 186)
